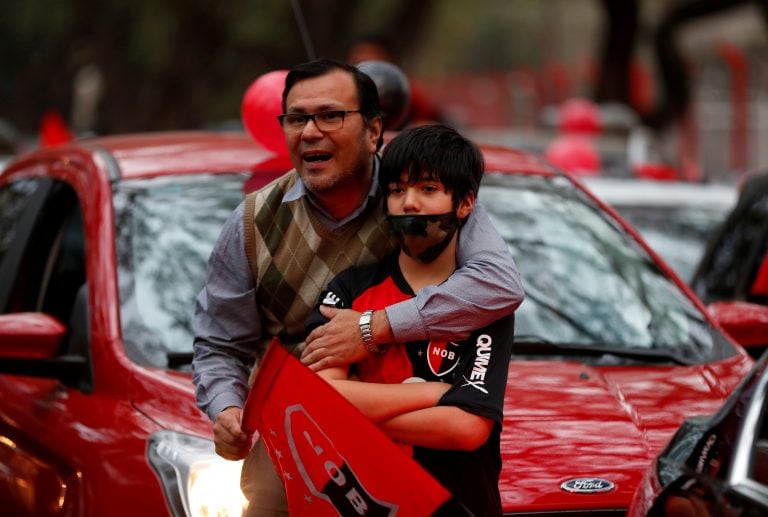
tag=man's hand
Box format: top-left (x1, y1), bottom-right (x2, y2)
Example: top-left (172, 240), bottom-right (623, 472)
top-left (213, 406), bottom-right (254, 460)
top-left (302, 306), bottom-right (368, 371)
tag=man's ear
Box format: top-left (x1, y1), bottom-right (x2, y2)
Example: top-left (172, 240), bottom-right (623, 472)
top-left (368, 116), bottom-right (384, 152)
top-left (457, 192), bottom-right (475, 219)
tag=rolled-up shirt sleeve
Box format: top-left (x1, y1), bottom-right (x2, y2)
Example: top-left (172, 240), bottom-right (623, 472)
top-left (385, 203), bottom-right (524, 343)
top-left (192, 202), bottom-right (262, 422)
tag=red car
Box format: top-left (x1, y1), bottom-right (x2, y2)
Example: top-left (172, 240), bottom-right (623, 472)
top-left (0, 131), bottom-right (764, 516)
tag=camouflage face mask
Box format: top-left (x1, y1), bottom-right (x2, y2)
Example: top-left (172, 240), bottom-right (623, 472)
top-left (386, 212), bottom-right (460, 263)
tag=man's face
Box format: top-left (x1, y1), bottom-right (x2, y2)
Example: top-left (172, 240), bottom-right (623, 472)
top-left (283, 69), bottom-right (382, 196)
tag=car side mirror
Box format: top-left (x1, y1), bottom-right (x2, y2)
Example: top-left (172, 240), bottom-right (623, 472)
top-left (0, 312), bottom-right (90, 388)
top-left (708, 301), bottom-right (768, 358)
top-left (0, 312), bottom-right (65, 359)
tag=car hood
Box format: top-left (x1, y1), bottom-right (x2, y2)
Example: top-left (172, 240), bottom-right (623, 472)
top-left (498, 358), bottom-right (750, 513)
top-left (130, 367), bottom-right (212, 438)
top-left (128, 355), bottom-right (752, 513)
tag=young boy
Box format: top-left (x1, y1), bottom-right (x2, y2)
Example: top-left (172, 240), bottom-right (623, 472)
top-left (306, 124), bottom-right (515, 516)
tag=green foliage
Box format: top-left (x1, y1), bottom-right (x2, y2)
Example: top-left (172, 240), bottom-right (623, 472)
top-left (0, 0), bottom-right (606, 136)
top-left (0, 0), bottom-right (314, 134)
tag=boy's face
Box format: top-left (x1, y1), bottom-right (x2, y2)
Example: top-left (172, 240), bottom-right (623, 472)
top-left (386, 171), bottom-right (474, 217)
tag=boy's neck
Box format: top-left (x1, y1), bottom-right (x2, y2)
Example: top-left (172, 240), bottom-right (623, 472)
top-left (398, 237), bottom-right (458, 293)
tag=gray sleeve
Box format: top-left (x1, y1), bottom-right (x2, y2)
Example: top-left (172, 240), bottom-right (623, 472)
top-left (385, 203), bottom-right (524, 342)
top-left (192, 202), bottom-right (262, 422)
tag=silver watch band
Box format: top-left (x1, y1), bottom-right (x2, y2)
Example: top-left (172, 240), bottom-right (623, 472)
top-left (359, 309), bottom-right (386, 355)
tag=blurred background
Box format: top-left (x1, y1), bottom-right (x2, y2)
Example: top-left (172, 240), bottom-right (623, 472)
top-left (1, 0), bottom-right (767, 181)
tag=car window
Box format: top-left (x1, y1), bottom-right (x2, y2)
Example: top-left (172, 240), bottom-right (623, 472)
top-left (0, 178), bottom-right (51, 311)
top-left (481, 173), bottom-right (734, 364)
top-left (0, 178), bottom-right (86, 325)
top-left (613, 205), bottom-right (729, 282)
top-left (39, 207), bottom-right (86, 322)
top-left (0, 178), bottom-right (40, 266)
top-left (694, 190), bottom-right (768, 304)
top-left (113, 173), bottom-right (248, 368)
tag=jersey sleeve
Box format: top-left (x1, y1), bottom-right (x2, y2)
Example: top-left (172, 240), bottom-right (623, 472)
top-left (438, 314), bottom-right (515, 423)
top-left (304, 267), bottom-right (357, 333)
top-left (304, 254), bottom-right (399, 334)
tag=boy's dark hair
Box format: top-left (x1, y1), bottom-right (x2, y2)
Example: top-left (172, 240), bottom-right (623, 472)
top-left (379, 124), bottom-right (484, 208)
top-left (282, 59), bottom-right (384, 148)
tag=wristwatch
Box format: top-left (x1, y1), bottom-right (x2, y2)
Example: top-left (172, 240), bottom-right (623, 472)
top-left (359, 310), bottom-right (387, 355)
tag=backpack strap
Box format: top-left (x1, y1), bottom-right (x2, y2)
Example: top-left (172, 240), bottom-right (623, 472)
top-left (243, 192), bottom-right (259, 282)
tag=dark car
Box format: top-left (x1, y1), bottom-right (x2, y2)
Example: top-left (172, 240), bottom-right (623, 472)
top-left (627, 349), bottom-right (768, 516)
top-left (692, 172), bottom-right (768, 356)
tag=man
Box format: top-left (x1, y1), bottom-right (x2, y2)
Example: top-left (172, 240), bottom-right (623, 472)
top-left (192, 58), bottom-right (523, 514)
top-left (307, 124), bottom-right (514, 516)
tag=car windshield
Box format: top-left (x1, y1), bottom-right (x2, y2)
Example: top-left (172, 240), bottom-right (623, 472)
top-left (113, 173), bottom-right (248, 368)
top-left (113, 171), bottom-right (734, 370)
top-left (610, 205), bottom-right (729, 282)
top-left (480, 172), bottom-right (733, 365)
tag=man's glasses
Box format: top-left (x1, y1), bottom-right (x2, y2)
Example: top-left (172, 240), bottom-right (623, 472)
top-left (277, 110), bottom-right (361, 134)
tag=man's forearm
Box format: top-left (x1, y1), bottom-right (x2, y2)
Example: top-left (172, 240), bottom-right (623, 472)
top-left (192, 341), bottom-right (254, 421)
top-left (370, 309), bottom-right (394, 346)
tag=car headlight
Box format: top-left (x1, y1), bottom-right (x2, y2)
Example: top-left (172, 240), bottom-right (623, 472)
top-left (147, 430), bottom-right (247, 517)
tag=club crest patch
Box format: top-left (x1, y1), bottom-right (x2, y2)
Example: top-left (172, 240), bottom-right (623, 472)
top-left (427, 341), bottom-right (461, 377)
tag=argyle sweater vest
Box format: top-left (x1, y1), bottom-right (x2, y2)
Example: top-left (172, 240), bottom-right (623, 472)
top-left (244, 170), bottom-right (395, 356)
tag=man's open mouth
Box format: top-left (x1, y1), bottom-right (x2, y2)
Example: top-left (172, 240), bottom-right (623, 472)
top-left (303, 152), bottom-right (332, 163)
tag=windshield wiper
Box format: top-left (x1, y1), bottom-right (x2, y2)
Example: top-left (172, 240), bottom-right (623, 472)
top-left (513, 335), bottom-right (695, 365)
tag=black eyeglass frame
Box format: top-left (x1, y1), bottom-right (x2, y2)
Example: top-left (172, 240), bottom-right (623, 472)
top-left (276, 110), bottom-right (361, 133)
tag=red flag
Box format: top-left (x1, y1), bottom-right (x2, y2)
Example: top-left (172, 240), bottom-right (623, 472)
top-left (39, 110), bottom-right (74, 147)
top-left (242, 338), bottom-right (466, 516)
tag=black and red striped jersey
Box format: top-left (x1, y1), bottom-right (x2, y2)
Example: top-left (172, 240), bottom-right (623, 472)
top-left (307, 252), bottom-right (515, 516)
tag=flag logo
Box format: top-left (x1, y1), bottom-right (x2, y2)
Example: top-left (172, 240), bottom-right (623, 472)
top-left (286, 404), bottom-right (398, 515)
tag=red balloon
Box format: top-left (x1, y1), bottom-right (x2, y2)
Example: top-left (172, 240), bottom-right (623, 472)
top-left (242, 70), bottom-right (289, 155)
top-left (558, 97), bottom-right (602, 134)
top-left (545, 135), bottom-right (601, 176)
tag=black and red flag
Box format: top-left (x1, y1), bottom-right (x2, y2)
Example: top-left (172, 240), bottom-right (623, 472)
top-left (242, 338), bottom-right (469, 516)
